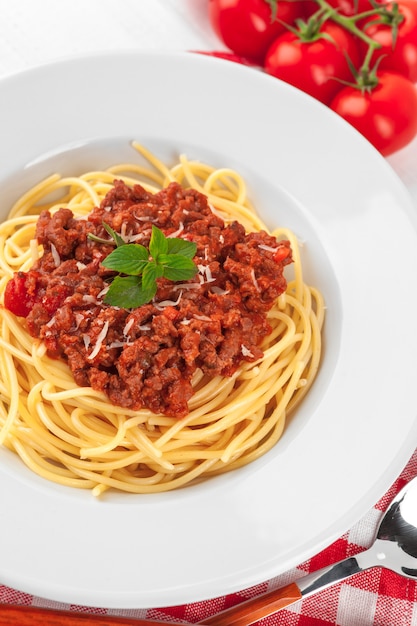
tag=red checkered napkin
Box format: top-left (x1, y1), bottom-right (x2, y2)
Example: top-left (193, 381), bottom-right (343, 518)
top-left (2, 448), bottom-right (417, 625)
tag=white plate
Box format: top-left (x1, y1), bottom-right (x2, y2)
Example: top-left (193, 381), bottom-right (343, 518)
top-left (1, 51), bottom-right (417, 609)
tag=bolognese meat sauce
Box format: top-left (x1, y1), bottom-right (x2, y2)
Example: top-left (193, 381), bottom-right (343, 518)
top-left (4, 181), bottom-right (292, 417)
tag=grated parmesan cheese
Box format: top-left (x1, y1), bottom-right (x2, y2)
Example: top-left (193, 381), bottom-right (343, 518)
top-left (258, 244), bottom-right (278, 253)
top-left (74, 313), bottom-right (84, 330)
top-left (211, 286), bottom-right (229, 296)
top-left (154, 291), bottom-right (183, 310)
top-left (97, 285), bottom-right (110, 299)
top-left (250, 268), bottom-right (261, 292)
top-left (197, 264), bottom-right (216, 284)
top-left (87, 320), bottom-right (109, 360)
top-left (109, 340), bottom-right (134, 349)
top-left (134, 212), bottom-right (157, 223)
top-left (241, 345), bottom-right (254, 358)
top-left (126, 232), bottom-right (146, 242)
top-left (45, 315), bottom-right (56, 328)
top-left (123, 317), bottom-right (135, 336)
top-left (82, 294), bottom-right (100, 305)
top-left (167, 222), bottom-right (184, 238)
top-left (50, 243), bottom-right (61, 268)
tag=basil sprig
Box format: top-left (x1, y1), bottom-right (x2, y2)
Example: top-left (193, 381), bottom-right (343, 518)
top-left (98, 224), bottom-right (197, 308)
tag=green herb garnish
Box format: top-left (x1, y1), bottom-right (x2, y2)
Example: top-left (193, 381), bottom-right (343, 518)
top-left (99, 224), bottom-right (197, 308)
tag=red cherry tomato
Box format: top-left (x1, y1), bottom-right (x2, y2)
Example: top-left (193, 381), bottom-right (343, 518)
top-left (360, 0), bottom-right (417, 83)
top-left (264, 21), bottom-right (360, 104)
top-left (208, 0), bottom-right (303, 65)
top-left (330, 71), bottom-right (417, 155)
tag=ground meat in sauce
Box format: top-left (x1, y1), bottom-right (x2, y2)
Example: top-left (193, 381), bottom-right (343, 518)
top-left (15, 180), bottom-right (293, 418)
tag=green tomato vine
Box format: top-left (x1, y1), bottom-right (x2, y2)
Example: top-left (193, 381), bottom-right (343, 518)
top-left (268, 0), bottom-right (405, 90)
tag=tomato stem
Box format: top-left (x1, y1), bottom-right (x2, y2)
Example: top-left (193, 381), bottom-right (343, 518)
top-left (312, 0), bottom-right (378, 44)
top-left (264, 0), bottom-right (279, 21)
top-left (307, 0), bottom-right (395, 80)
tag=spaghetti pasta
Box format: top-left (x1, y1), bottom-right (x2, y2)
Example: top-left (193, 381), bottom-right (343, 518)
top-left (0, 142), bottom-right (324, 495)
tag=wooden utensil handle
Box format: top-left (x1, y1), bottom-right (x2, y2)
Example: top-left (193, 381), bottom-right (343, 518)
top-left (200, 581), bottom-right (302, 626)
top-left (0, 604), bottom-right (185, 626)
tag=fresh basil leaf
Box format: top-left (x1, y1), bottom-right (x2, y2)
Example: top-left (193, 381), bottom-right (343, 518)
top-left (101, 244), bottom-right (149, 274)
top-left (99, 220), bottom-right (198, 308)
top-left (163, 266), bottom-right (198, 281)
top-left (103, 223), bottom-right (126, 247)
top-left (104, 275), bottom-right (156, 308)
top-left (142, 261), bottom-right (163, 292)
top-left (160, 254), bottom-right (198, 281)
top-left (149, 225), bottom-right (168, 260)
top-left (159, 254), bottom-right (197, 269)
top-left (166, 238), bottom-right (197, 258)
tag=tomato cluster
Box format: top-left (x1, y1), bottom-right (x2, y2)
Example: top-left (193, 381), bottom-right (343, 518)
top-left (208, 0), bottom-right (417, 156)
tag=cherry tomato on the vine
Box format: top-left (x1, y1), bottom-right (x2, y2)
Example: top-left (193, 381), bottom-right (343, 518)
top-left (360, 0), bottom-right (417, 83)
top-left (264, 21), bottom-right (360, 105)
top-left (329, 71), bottom-right (417, 155)
top-left (208, 0), bottom-right (303, 65)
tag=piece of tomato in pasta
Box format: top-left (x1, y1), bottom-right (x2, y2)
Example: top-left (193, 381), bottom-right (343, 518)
top-left (4, 271), bottom-right (37, 317)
